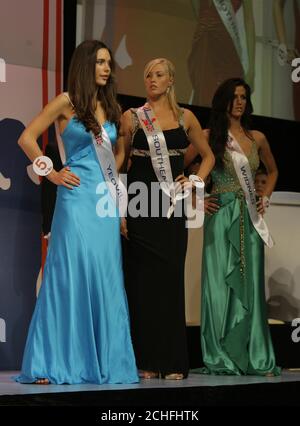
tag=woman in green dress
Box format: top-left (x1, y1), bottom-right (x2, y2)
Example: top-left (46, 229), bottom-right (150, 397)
top-left (188, 77), bottom-right (280, 375)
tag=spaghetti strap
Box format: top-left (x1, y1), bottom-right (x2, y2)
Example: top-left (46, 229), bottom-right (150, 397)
top-left (63, 92), bottom-right (75, 109)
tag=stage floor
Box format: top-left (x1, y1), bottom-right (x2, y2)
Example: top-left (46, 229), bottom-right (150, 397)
top-left (1, 369), bottom-right (299, 396)
top-left (1, 369), bottom-right (300, 414)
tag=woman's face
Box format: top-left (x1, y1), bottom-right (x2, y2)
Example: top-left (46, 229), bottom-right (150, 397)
top-left (229, 85), bottom-right (247, 119)
top-left (95, 48), bottom-right (111, 86)
top-left (144, 63), bottom-right (172, 99)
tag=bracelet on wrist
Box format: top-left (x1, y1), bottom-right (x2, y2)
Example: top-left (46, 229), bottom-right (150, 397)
top-left (188, 174), bottom-right (205, 189)
top-left (262, 195), bottom-right (270, 209)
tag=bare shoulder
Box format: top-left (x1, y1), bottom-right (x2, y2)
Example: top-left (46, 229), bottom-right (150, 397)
top-left (202, 128), bottom-right (210, 140)
top-left (55, 92), bottom-right (72, 108)
top-left (250, 130), bottom-right (267, 146)
top-left (182, 108), bottom-right (195, 121)
top-left (59, 92), bottom-right (74, 116)
top-left (120, 109), bottom-right (134, 133)
top-left (123, 108), bottom-right (133, 118)
top-left (45, 93), bottom-right (73, 119)
top-left (122, 109), bottom-right (133, 124)
top-left (182, 108), bottom-right (199, 128)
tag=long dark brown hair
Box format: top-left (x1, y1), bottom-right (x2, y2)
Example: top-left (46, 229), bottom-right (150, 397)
top-left (67, 40), bottom-right (120, 135)
top-left (208, 78), bottom-right (253, 169)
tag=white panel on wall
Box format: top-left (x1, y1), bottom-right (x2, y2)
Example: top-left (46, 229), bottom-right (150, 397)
top-left (265, 192), bottom-right (300, 322)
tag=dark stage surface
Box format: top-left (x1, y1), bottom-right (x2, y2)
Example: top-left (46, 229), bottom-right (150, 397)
top-left (1, 370), bottom-right (300, 407)
top-left (1, 324), bottom-right (300, 422)
top-left (1, 371), bottom-right (300, 424)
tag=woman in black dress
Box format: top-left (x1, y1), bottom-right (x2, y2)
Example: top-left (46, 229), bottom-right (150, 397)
top-left (118, 58), bottom-right (214, 380)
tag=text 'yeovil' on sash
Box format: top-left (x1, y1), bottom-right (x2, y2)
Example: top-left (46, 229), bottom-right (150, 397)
top-left (91, 126), bottom-right (127, 217)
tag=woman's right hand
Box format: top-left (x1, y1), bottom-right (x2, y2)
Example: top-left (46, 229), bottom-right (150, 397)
top-left (204, 196), bottom-right (219, 215)
top-left (47, 166), bottom-right (80, 189)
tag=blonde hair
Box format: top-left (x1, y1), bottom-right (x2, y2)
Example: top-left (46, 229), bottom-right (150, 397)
top-left (143, 58), bottom-right (181, 120)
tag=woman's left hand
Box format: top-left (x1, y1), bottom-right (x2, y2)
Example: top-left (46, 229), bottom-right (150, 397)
top-left (256, 196), bottom-right (269, 216)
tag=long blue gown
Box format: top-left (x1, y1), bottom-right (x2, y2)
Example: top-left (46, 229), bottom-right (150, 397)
top-left (15, 118), bottom-right (139, 384)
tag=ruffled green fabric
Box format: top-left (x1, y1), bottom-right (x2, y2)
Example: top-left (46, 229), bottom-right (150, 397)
top-left (193, 192), bottom-right (280, 376)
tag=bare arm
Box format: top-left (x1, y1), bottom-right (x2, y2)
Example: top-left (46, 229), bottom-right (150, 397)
top-left (115, 110), bottom-right (133, 173)
top-left (243, 0), bottom-right (256, 90)
top-left (117, 110), bottom-right (134, 240)
top-left (18, 94), bottom-right (80, 188)
top-left (184, 143), bottom-right (199, 169)
top-left (114, 136), bottom-right (126, 173)
top-left (184, 110), bottom-right (215, 181)
top-left (252, 130), bottom-right (278, 197)
top-left (184, 128), bottom-right (211, 169)
top-left (273, 0), bottom-right (298, 62)
top-left (273, 0), bottom-right (287, 45)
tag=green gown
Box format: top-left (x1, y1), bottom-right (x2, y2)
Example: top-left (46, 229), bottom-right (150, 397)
top-left (199, 141), bottom-right (280, 376)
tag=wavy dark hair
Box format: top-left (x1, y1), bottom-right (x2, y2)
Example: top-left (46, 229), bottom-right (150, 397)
top-left (67, 40), bottom-right (120, 135)
top-left (208, 78), bottom-right (253, 169)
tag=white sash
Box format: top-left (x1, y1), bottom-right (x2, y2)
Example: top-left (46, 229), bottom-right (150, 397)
top-left (226, 132), bottom-right (274, 247)
top-left (136, 103), bottom-right (189, 218)
top-left (91, 126), bottom-right (127, 217)
top-left (213, 0), bottom-right (248, 74)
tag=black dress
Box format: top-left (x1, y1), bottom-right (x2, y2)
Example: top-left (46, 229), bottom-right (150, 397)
top-left (124, 110), bottom-right (189, 377)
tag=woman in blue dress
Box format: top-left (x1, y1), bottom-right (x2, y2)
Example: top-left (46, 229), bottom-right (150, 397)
top-left (15, 40), bottom-right (138, 385)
